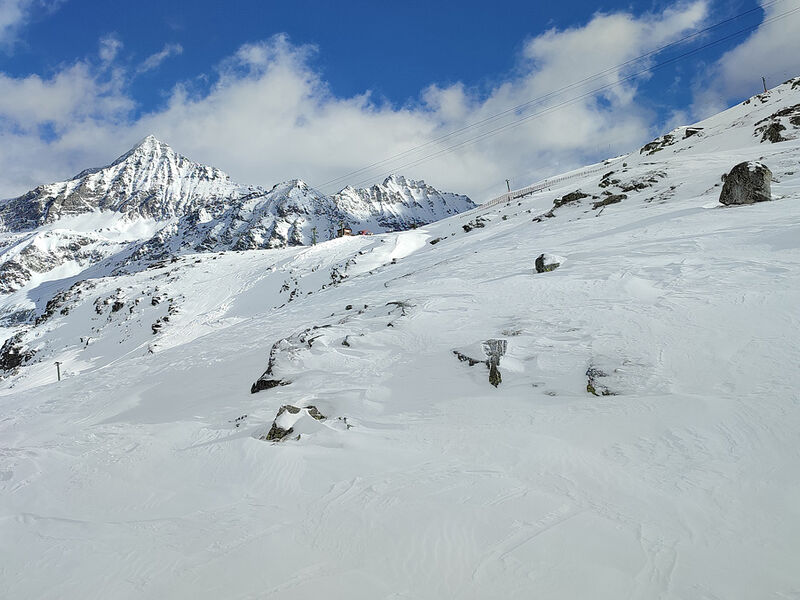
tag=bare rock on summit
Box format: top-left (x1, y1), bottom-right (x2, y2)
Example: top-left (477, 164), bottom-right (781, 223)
top-left (719, 162), bottom-right (772, 206)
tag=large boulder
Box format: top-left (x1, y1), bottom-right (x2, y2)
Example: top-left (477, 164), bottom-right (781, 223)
top-left (719, 162), bottom-right (772, 205)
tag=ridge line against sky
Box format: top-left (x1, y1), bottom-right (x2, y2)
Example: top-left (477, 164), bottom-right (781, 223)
top-left (0, 0), bottom-right (799, 201)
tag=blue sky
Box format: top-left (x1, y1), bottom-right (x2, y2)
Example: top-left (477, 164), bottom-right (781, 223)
top-left (1, 0), bottom-right (799, 199)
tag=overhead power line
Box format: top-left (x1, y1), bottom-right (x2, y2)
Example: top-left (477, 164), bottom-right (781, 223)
top-left (340, 4), bottom-right (800, 190)
top-left (317, 0), bottom-right (796, 193)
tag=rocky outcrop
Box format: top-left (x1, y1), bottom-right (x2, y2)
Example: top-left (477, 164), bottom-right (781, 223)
top-left (453, 338), bottom-right (508, 387)
top-left (535, 254), bottom-right (562, 273)
top-left (483, 339), bottom-right (507, 388)
top-left (0, 333), bottom-right (34, 373)
top-left (553, 190), bottom-right (589, 208)
top-left (592, 194), bottom-right (627, 209)
top-left (260, 404), bottom-right (326, 442)
top-left (462, 216), bottom-right (488, 232)
top-left (586, 366), bottom-right (615, 396)
top-left (719, 162), bottom-right (772, 205)
top-left (760, 122), bottom-right (787, 143)
top-left (754, 104), bottom-right (800, 143)
top-left (640, 133), bottom-right (678, 155)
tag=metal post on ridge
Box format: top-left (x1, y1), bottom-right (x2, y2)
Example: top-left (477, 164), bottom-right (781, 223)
top-left (762, 76), bottom-right (768, 93)
top-left (505, 179), bottom-right (511, 193)
top-left (55, 361), bottom-right (62, 382)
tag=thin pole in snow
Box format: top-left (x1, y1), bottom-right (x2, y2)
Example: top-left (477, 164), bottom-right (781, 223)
top-left (762, 76), bottom-right (768, 93)
top-left (505, 179), bottom-right (511, 192)
top-left (55, 361), bottom-right (62, 382)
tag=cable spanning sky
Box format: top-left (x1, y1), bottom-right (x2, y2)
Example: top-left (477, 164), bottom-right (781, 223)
top-left (1, 0), bottom-right (799, 200)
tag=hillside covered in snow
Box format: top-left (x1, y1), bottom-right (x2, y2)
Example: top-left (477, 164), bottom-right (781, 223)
top-left (1, 77), bottom-right (800, 598)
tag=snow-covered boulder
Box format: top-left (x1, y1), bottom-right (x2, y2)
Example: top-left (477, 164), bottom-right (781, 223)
top-left (719, 162), bottom-right (772, 205)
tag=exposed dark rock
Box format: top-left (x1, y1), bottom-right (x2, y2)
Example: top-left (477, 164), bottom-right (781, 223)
top-left (429, 237), bottom-right (444, 245)
top-left (598, 177), bottom-right (620, 189)
top-left (640, 133), bottom-right (677, 155)
top-left (34, 280), bottom-right (88, 325)
top-left (619, 181), bottom-right (650, 193)
top-left (453, 350), bottom-right (487, 367)
top-left (453, 339), bottom-right (507, 387)
top-left (684, 127), bottom-right (703, 138)
top-left (586, 366), bottom-right (615, 396)
top-left (719, 162), bottom-right (772, 205)
top-left (0, 333), bottom-right (35, 372)
top-left (532, 209), bottom-right (555, 222)
top-left (462, 216), bottom-right (487, 232)
top-left (553, 190), bottom-right (589, 208)
top-left (250, 327), bottom-right (330, 393)
top-left (111, 300), bottom-right (125, 313)
top-left (535, 254), bottom-right (561, 273)
top-left (592, 194), bottom-right (627, 210)
top-left (386, 300), bottom-right (413, 316)
top-left (760, 121), bottom-right (787, 143)
top-left (483, 339), bottom-right (507, 388)
top-left (260, 404), bottom-right (326, 442)
top-left (250, 378), bottom-right (289, 393)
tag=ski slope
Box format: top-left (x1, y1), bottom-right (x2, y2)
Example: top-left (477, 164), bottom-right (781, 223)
top-left (2, 80), bottom-right (800, 599)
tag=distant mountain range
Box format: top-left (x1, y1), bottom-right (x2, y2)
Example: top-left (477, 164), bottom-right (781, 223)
top-left (0, 135), bottom-right (474, 295)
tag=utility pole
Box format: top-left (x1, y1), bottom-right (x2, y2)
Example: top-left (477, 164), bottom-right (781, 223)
top-left (505, 179), bottom-right (511, 193)
top-left (762, 76), bottom-right (768, 93)
top-left (55, 361), bottom-right (62, 382)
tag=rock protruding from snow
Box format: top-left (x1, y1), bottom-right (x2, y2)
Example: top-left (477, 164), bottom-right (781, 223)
top-left (260, 404), bottom-right (326, 442)
top-left (0, 333), bottom-right (34, 373)
top-left (483, 339), bottom-right (507, 388)
top-left (535, 253), bottom-right (563, 273)
top-left (719, 162), bottom-right (772, 205)
top-left (453, 339), bottom-right (508, 387)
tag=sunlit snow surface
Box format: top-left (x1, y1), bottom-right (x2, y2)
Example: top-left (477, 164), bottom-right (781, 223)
top-left (2, 82), bottom-right (800, 598)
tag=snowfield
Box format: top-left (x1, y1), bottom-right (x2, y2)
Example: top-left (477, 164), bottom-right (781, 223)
top-left (2, 80), bottom-right (800, 598)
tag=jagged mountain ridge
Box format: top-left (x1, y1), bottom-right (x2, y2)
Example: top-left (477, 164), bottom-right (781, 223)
top-left (0, 137), bottom-right (474, 294)
top-left (0, 135), bottom-right (244, 230)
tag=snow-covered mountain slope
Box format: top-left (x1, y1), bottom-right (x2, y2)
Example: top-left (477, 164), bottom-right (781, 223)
top-left (0, 137), bottom-right (473, 299)
top-left (1, 78), bottom-right (800, 599)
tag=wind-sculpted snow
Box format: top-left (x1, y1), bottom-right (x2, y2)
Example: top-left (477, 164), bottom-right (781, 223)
top-left (1, 78), bottom-right (800, 599)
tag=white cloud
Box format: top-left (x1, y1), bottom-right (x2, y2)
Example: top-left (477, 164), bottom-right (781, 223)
top-left (0, 0), bottom-right (33, 47)
top-left (137, 43), bottom-right (183, 74)
top-left (0, 0), bottom-right (60, 50)
top-left (99, 34), bottom-right (123, 63)
top-left (693, 0), bottom-right (800, 116)
top-left (0, 62), bottom-right (132, 131)
top-left (0, 3), bottom-right (713, 201)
